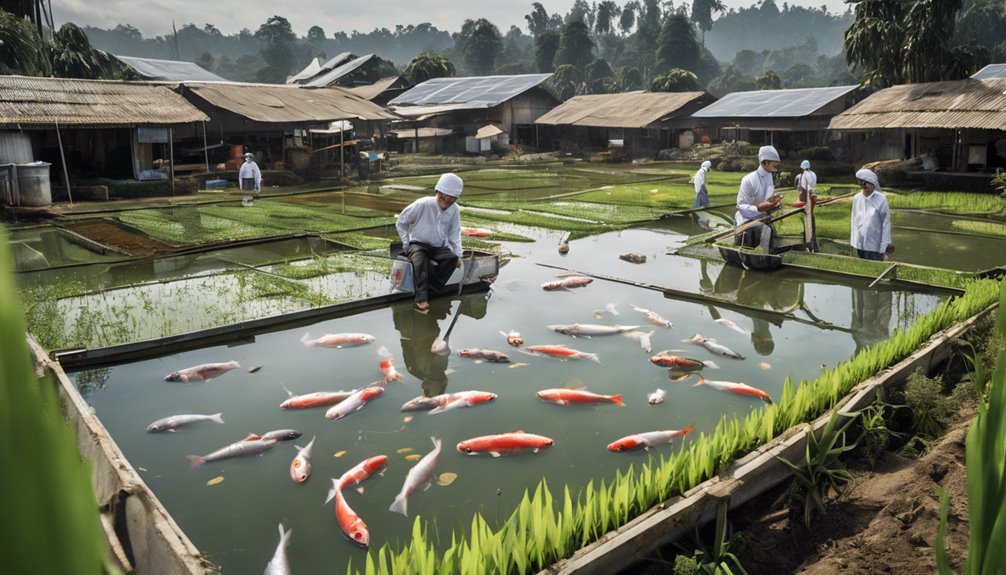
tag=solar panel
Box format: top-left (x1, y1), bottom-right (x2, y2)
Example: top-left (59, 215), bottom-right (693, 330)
top-left (389, 74), bottom-right (552, 107)
top-left (691, 85), bottom-right (858, 118)
top-left (305, 55), bottom-right (375, 88)
top-left (971, 63), bottom-right (1006, 79)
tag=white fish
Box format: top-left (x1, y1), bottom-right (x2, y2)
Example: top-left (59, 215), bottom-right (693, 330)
top-left (186, 436), bottom-right (278, 467)
top-left (263, 523), bottom-right (292, 575)
top-left (715, 318), bottom-right (752, 337)
top-left (164, 361), bottom-right (240, 382)
top-left (631, 305), bottom-right (673, 328)
top-left (685, 333), bottom-right (745, 360)
top-left (290, 436), bottom-right (315, 483)
top-left (548, 323), bottom-right (640, 337)
top-left (648, 388), bottom-right (666, 405)
top-left (147, 412), bottom-right (224, 432)
top-left (623, 330), bottom-right (654, 353)
top-left (605, 303), bottom-right (620, 316)
top-left (389, 436), bottom-right (442, 517)
top-left (325, 386), bottom-right (384, 420)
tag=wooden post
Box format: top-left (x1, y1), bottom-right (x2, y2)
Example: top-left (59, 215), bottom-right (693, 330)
top-left (340, 123), bottom-right (344, 180)
top-left (201, 121), bottom-right (209, 172)
top-left (169, 127), bottom-right (175, 196)
top-left (54, 120), bottom-right (73, 205)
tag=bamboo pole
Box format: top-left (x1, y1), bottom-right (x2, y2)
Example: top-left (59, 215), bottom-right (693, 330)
top-left (702, 191), bottom-right (857, 245)
top-left (869, 262), bottom-right (898, 288)
top-left (169, 127), bottom-right (175, 196)
top-left (54, 119), bottom-right (73, 206)
top-left (201, 122), bottom-right (209, 172)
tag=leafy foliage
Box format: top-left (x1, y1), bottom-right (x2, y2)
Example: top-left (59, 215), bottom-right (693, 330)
top-left (900, 369), bottom-right (962, 439)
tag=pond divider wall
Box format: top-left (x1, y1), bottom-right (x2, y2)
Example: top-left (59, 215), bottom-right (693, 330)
top-left (27, 335), bottom-right (215, 575)
top-left (539, 304), bottom-right (995, 575)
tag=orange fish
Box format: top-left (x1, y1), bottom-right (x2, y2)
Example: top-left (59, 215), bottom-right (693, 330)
top-left (280, 389), bottom-right (355, 409)
top-left (456, 432), bottom-right (554, 457)
top-left (460, 227), bottom-right (492, 237)
top-left (300, 332), bottom-right (375, 348)
top-left (536, 388), bottom-right (624, 406)
top-left (525, 344), bottom-right (599, 363)
top-left (695, 375), bottom-right (772, 403)
top-left (336, 455), bottom-right (388, 494)
top-left (607, 424), bottom-right (695, 452)
top-left (648, 355), bottom-right (708, 370)
top-left (332, 488), bottom-right (369, 547)
top-left (379, 357), bottom-right (402, 382)
top-left (325, 386), bottom-right (384, 420)
top-left (499, 329), bottom-right (524, 347)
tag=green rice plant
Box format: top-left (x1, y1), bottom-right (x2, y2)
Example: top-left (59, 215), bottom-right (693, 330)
top-left (936, 279), bottom-right (1006, 575)
top-left (852, 399), bottom-right (907, 468)
top-left (885, 191), bottom-right (1005, 214)
top-left (777, 407), bottom-right (860, 529)
top-left (950, 219), bottom-right (1006, 239)
top-left (0, 229), bottom-right (120, 575)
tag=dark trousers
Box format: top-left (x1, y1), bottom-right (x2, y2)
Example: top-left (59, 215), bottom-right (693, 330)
top-left (407, 241), bottom-right (458, 302)
top-left (857, 249), bottom-right (883, 261)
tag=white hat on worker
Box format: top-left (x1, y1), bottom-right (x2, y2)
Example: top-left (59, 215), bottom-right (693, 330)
top-left (855, 168), bottom-right (882, 193)
top-left (244, 152), bottom-right (254, 159)
top-left (701, 160), bottom-right (712, 170)
top-left (758, 146), bottom-right (780, 163)
top-left (436, 173), bottom-right (464, 198)
top-left (800, 160), bottom-right (811, 169)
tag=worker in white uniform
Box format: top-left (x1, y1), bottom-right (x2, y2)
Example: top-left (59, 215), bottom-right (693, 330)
top-left (239, 152), bottom-right (261, 193)
top-left (850, 168), bottom-right (894, 261)
top-left (734, 145), bottom-right (783, 253)
top-left (693, 160), bottom-right (712, 208)
top-left (796, 159), bottom-right (817, 203)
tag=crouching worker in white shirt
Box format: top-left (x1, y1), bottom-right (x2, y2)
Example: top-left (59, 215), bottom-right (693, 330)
top-left (734, 145), bottom-right (783, 254)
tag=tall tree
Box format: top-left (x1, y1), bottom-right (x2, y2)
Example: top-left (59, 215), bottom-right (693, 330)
top-left (555, 19), bottom-right (596, 70)
top-left (619, 66), bottom-right (643, 90)
top-left (651, 68), bottom-right (702, 92)
top-left (461, 19), bottom-right (503, 75)
top-left (548, 63), bottom-right (586, 99)
top-left (535, 30), bottom-right (561, 72)
top-left (655, 12), bottom-right (700, 75)
top-left (47, 22), bottom-right (125, 79)
top-left (620, 1), bottom-right (640, 34)
top-left (0, 9), bottom-right (48, 75)
top-left (754, 70), bottom-right (782, 89)
top-left (595, 1), bottom-right (622, 35)
top-left (525, 2), bottom-right (551, 36)
top-left (255, 15), bottom-right (296, 78)
top-left (587, 58), bottom-right (615, 92)
top-left (307, 26), bottom-right (327, 44)
top-left (690, 0), bottom-right (725, 46)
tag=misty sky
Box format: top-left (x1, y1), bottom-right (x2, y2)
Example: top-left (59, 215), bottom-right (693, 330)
top-left (54, 0), bottom-right (851, 38)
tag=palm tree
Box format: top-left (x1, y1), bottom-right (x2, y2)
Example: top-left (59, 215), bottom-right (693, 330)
top-left (403, 53), bottom-right (456, 84)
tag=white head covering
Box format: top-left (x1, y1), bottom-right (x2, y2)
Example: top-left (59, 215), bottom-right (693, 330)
top-left (701, 160), bottom-right (712, 170)
top-left (436, 172), bottom-right (464, 198)
top-left (800, 160), bottom-right (811, 169)
top-left (855, 168), bottom-right (881, 193)
top-left (243, 152), bottom-right (254, 159)
top-left (758, 145), bottom-right (780, 163)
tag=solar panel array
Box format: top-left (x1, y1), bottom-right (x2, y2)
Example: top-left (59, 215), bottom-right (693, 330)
top-left (691, 85), bottom-right (858, 118)
top-left (389, 74), bottom-right (552, 107)
top-left (971, 63), bottom-right (1006, 79)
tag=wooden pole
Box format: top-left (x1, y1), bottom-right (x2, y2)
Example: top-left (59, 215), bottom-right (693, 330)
top-left (340, 123), bottom-right (344, 180)
top-left (703, 191), bottom-right (857, 245)
top-left (169, 127), bottom-right (175, 196)
top-left (54, 120), bottom-right (73, 206)
top-left (201, 121), bottom-right (209, 172)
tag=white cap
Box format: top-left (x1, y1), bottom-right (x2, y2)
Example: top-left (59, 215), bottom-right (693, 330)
top-left (855, 168), bottom-right (881, 193)
top-left (758, 146), bottom-right (780, 163)
top-left (244, 152), bottom-right (254, 159)
top-left (436, 173), bottom-right (463, 198)
top-left (800, 160), bottom-right (811, 169)
top-left (701, 161), bottom-right (712, 170)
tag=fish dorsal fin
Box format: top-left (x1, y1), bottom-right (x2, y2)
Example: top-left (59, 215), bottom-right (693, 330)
top-left (511, 428), bottom-right (524, 434)
top-left (244, 433), bottom-right (261, 441)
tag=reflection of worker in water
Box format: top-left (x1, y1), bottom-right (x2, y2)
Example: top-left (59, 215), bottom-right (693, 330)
top-left (703, 262), bottom-right (802, 355)
top-left (392, 293), bottom-right (488, 397)
top-left (851, 287), bottom-right (892, 353)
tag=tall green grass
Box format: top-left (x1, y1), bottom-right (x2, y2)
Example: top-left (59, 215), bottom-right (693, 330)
top-left (0, 228), bottom-right (120, 574)
top-left (346, 278), bottom-right (1001, 575)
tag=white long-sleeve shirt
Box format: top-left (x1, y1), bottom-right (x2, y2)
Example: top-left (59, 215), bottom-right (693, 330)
top-left (734, 166), bottom-right (775, 225)
top-left (850, 191), bottom-right (891, 253)
top-left (395, 196), bottom-right (462, 258)
top-left (693, 167), bottom-right (708, 195)
top-left (797, 169), bottom-right (817, 192)
top-left (238, 160), bottom-right (261, 192)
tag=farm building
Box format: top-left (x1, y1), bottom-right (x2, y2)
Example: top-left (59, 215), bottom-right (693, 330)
top-left (533, 90), bottom-right (716, 158)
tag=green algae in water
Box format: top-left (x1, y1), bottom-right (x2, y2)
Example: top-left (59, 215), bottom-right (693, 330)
top-left (783, 252), bottom-right (969, 289)
top-left (950, 219), bottom-right (1006, 238)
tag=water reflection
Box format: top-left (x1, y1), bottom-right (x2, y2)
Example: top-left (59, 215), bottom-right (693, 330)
top-left (851, 287), bottom-right (893, 353)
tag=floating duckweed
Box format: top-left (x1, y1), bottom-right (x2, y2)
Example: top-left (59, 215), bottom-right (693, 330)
top-left (437, 472), bottom-right (457, 486)
top-left (207, 476), bottom-right (225, 486)
top-left (404, 454), bottom-right (422, 462)
top-left (334, 450), bottom-right (347, 458)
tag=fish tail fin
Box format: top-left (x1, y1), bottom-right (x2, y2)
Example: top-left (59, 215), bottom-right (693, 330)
top-left (693, 375), bottom-right (706, 388)
top-left (324, 478), bottom-right (341, 505)
top-left (210, 412), bottom-right (224, 424)
top-left (431, 436), bottom-right (442, 451)
top-left (232, 361), bottom-right (241, 368)
top-left (610, 394), bottom-right (625, 406)
top-left (377, 345), bottom-right (392, 358)
top-left (243, 433), bottom-right (261, 441)
top-left (680, 424), bottom-right (695, 436)
top-left (278, 523), bottom-right (292, 547)
top-left (389, 494), bottom-right (408, 516)
top-left (763, 395), bottom-right (774, 405)
top-left (703, 360), bottom-right (720, 369)
top-left (300, 333), bottom-right (312, 346)
top-left (590, 353), bottom-right (601, 364)
top-left (356, 486), bottom-right (365, 494)
top-left (186, 455), bottom-right (205, 468)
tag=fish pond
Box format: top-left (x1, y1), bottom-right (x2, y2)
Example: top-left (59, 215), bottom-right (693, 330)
top-left (70, 226), bottom-right (948, 574)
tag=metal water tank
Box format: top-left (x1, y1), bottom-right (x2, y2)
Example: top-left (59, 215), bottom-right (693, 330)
top-left (0, 132), bottom-right (33, 164)
top-left (17, 162), bottom-right (52, 206)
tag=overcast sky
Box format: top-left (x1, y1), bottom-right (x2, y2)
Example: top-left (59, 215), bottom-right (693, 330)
top-left (54, 0), bottom-right (851, 38)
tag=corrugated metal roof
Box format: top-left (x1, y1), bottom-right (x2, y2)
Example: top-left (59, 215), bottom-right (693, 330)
top-left (475, 124), bottom-right (505, 138)
top-left (115, 55), bottom-right (226, 82)
top-left (320, 52), bottom-right (354, 72)
top-left (0, 75), bottom-right (209, 127)
top-left (389, 74), bottom-right (552, 108)
top-left (289, 57), bottom-right (323, 83)
top-left (182, 82), bottom-right (398, 123)
top-left (390, 103), bottom-right (471, 119)
top-left (304, 54), bottom-right (375, 88)
top-left (389, 127), bottom-right (454, 138)
top-left (347, 76), bottom-right (410, 101)
top-left (971, 63), bottom-right (1006, 79)
top-left (534, 91), bottom-right (712, 128)
top-left (828, 78), bottom-right (1006, 130)
top-left (692, 85), bottom-right (859, 118)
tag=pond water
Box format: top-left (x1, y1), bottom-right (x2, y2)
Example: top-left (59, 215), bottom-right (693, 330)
top-left (7, 225), bottom-right (123, 271)
top-left (890, 211), bottom-right (1006, 271)
top-left (72, 227), bottom-right (945, 574)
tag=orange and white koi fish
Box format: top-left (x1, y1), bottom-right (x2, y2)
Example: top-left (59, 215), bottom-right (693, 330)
top-left (460, 227), bottom-right (492, 237)
top-left (541, 276), bottom-right (593, 291)
top-left (536, 388), bottom-right (624, 406)
top-left (499, 329), bottom-right (524, 347)
top-left (607, 424), bottom-right (695, 452)
top-left (695, 375), bottom-right (771, 403)
top-left (648, 355), bottom-right (716, 370)
top-left (389, 437), bottom-right (442, 517)
top-left (263, 524), bottom-right (292, 575)
top-left (456, 432), bottom-right (554, 457)
top-left (300, 332), bottom-right (375, 348)
top-left (457, 348), bottom-right (510, 363)
top-left (685, 334), bottom-right (745, 359)
top-left (429, 390), bottom-right (497, 414)
top-left (328, 487), bottom-right (369, 547)
top-left (280, 388), bottom-right (355, 409)
top-left (325, 386), bottom-right (384, 420)
top-left (630, 304), bottom-right (673, 328)
top-left (379, 357), bottom-right (403, 382)
top-left (164, 361), bottom-right (240, 382)
top-left (334, 454), bottom-right (388, 494)
top-left (524, 344), bottom-right (600, 363)
top-left (647, 388), bottom-right (666, 405)
top-left (289, 436), bottom-right (315, 483)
